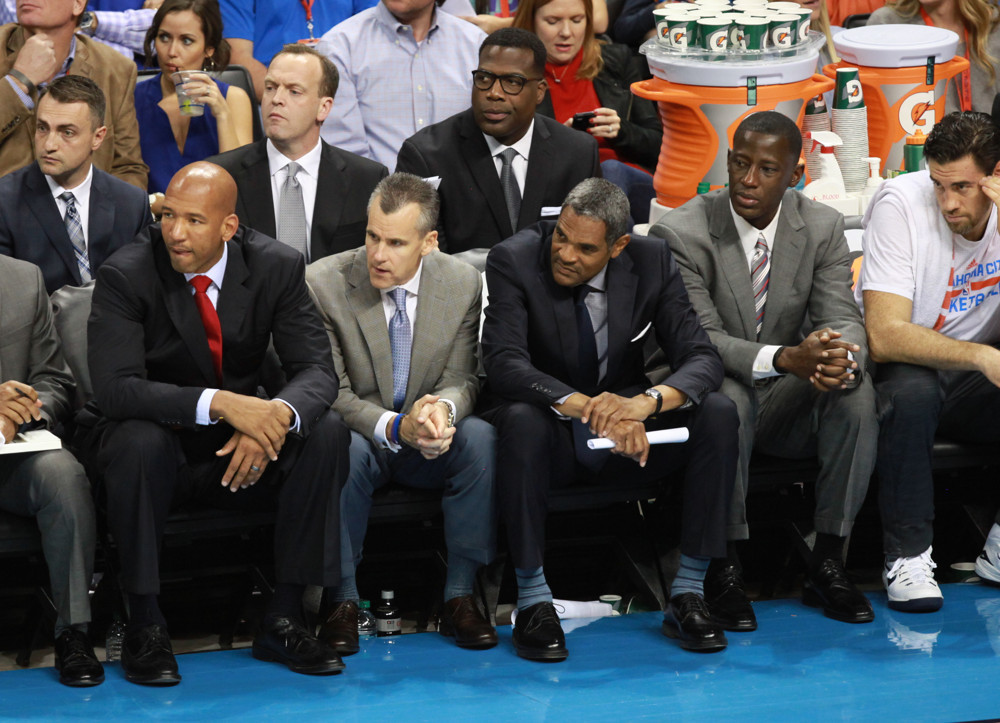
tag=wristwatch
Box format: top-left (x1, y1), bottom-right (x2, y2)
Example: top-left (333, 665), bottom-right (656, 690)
top-left (78, 11), bottom-right (97, 36)
top-left (643, 387), bottom-right (663, 415)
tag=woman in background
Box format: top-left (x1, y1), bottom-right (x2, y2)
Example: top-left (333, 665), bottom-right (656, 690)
top-left (794, 0), bottom-right (843, 68)
top-left (868, 0), bottom-right (1000, 113)
top-left (513, 0), bottom-right (661, 222)
top-left (136, 0), bottom-right (253, 196)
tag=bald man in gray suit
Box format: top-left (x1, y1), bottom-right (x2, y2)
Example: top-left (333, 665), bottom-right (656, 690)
top-left (306, 173), bottom-right (496, 656)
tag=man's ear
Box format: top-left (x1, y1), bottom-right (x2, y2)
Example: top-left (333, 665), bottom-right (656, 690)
top-left (609, 233), bottom-right (630, 259)
top-left (788, 160), bottom-right (804, 188)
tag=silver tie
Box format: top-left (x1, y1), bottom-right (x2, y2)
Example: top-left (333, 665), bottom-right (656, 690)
top-left (751, 234), bottom-right (770, 338)
top-left (59, 191), bottom-right (91, 283)
top-left (278, 161), bottom-right (308, 258)
top-left (498, 147), bottom-right (521, 233)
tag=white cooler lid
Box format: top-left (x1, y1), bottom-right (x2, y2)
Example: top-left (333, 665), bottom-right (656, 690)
top-left (833, 24), bottom-right (958, 68)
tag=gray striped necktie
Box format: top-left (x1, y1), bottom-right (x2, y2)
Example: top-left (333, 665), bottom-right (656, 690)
top-left (278, 161), bottom-right (308, 257)
top-left (498, 147), bottom-right (521, 232)
top-left (751, 233), bottom-right (770, 338)
top-left (59, 192), bottom-right (91, 283)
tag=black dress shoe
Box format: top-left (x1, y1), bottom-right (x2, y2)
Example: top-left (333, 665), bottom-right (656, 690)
top-left (803, 558), bottom-right (875, 624)
top-left (54, 629), bottom-right (104, 687)
top-left (705, 561), bottom-right (757, 632)
top-left (253, 615), bottom-right (345, 675)
top-left (512, 601), bottom-right (567, 662)
top-left (122, 624), bottom-right (181, 686)
top-left (440, 595), bottom-right (498, 649)
top-left (662, 593), bottom-right (728, 652)
top-left (319, 601), bottom-right (360, 656)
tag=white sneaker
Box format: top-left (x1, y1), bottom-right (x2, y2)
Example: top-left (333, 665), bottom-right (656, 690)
top-left (883, 547), bottom-right (943, 612)
top-left (975, 525), bottom-right (1000, 585)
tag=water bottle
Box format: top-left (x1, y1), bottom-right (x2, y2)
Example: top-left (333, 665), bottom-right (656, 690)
top-left (105, 616), bottom-right (125, 662)
top-left (375, 590), bottom-right (401, 637)
top-left (358, 599), bottom-right (376, 638)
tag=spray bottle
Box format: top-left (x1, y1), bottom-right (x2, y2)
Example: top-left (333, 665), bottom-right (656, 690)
top-left (802, 131), bottom-right (847, 202)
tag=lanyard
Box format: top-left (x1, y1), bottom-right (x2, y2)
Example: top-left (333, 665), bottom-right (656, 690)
top-left (301, 0), bottom-right (316, 40)
top-left (920, 7), bottom-right (972, 112)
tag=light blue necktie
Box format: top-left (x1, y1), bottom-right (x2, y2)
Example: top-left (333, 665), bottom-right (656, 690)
top-left (389, 287), bottom-right (411, 411)
top-left (59, 192), bottom-right (91, 282)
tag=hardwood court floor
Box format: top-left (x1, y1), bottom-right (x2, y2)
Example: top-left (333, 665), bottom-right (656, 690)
top-left (3, 583), bottom-right (999, 721)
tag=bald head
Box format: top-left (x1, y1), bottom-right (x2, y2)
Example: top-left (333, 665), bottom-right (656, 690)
top-left (161, 162), bottom-right (241, 275)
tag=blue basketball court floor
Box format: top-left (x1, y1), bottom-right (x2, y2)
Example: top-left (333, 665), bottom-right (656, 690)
top-left (3, 583), bottom-right (1000, 721)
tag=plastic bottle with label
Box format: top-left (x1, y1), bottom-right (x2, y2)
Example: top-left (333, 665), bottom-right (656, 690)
top-left (358, 599), bottom-right (376, 638)
top-left (375, 590), bottom-right (401, 637)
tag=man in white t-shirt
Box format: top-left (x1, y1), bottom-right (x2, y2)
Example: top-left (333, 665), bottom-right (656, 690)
top-left (858, 111), bottom-right (1000, 613)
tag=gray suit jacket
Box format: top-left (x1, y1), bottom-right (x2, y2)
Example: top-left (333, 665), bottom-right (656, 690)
top-left (0, 256), bottom-right (75, 429)
top-left (650, 189), bottom-right (867, 387)
top-left (306, 248), bottom-right (482, 440)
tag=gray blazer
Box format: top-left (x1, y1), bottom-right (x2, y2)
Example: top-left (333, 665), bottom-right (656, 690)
top-left (306, 248), bottom-right (482, 440)
top-left (650, 188), bottom-right (867, 387)
top-left (0, 256), bottom-right (75, 429)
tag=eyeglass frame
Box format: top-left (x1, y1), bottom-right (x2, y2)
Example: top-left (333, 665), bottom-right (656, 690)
top-left (471, 69), bottom-right (544, 95)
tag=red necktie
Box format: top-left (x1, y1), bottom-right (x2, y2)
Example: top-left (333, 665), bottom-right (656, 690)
top-left (189, 275), bottom-right (223, 382)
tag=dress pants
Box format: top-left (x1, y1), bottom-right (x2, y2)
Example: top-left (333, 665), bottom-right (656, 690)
top-left (0, 449), bottom-right (95, 631)
top-left (485, 392), bottom-right (737, 570)
top-left (97, 410), bottom-right (349, 595)
top-left (340, 416), bottom-right (496, 579)
top-left (719, 372), bottom-right (877, 541)
top-left (876, 362), bottom-right (1000, 558)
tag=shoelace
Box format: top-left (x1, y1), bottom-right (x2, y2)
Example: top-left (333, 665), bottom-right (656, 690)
top-left (714, 564), bottom-right (745, 590)
top-left (886, 550), bottom-right (937, 586)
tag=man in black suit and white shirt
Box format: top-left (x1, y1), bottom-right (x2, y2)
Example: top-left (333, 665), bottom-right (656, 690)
top-left (0, 76), bottom-right (151, 294)
top-left (395, 28), bottom-right (600, 255)
top-left (86, 162), bottom-right (349, 686)
top-left (210, 44), bottom-right (387, 261)
top-left (482, 178), bottom-right (737, 661)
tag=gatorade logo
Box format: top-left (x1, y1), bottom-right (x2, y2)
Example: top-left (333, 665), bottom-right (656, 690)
top-left (899, 90), bottom-right (936, 134)
top-left (672, 30), bottom-right (687, 46)
top-left (773, 30), bottom-right (791, 47)
top-left (844, 79), bottom-right (863, 102)
top-left (709, 29), bottom-right (727, 49)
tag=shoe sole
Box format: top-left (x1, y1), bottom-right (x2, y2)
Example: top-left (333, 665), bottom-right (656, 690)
top-left (975, 559), bottom-right (1000, 585)
top-left (251, 644), bottom-right (346, 675)
top-left (59, 674), bottom-right (105, 687)
top-left (710, 615), bottom-right (757, 633)
top-left (327, 640), bottom-right (360, 656)
top-left (802, 588), bottom-right (875, 624)
top-left (124, 671), bottom-right (181, 686)
top-left (439, 623), bottom-right (499, 650)
top-left (660, 621), bottom-right (727, 652)
top-left (887, 596), bottom-right (943, 613)
top-left (512, 642), bottom-right (568, 662)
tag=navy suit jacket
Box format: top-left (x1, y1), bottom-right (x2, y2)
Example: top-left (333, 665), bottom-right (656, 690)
top-left (87, 224), bottom-right (337, 436)
top-left (208, 139), bottom-right (388, 260)
top-left (0, 162), bottom-right (152, 294)
top-left (396, 109), bottom-right (601, 254)
top-left (481, 221), bottom-right (722, 409)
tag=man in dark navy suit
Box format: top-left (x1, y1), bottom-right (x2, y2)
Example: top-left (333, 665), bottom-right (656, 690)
top-left (481, 178), bottom-right (737, 661)
top-left (0, 75), bottom-right (151, 294)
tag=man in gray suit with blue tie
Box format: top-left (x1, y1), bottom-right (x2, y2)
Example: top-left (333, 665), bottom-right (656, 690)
top-left (306, 172), bottom-right (497, 655)
top-left (650, 112), bottom-right (878, 632)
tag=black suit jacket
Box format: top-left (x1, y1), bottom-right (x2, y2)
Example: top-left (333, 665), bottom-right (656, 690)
top-left (396, 109), bottom-right (601, 254)
top-left (208, 139), bottom-right (388, 261)
top-left (0, 162), bottom-right (152, 294)
top-left (482, 221), bottom-right (722, 409)
top-left (87, 224), bottom-right (337, 436)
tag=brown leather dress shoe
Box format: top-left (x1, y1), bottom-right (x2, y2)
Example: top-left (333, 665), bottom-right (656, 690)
top-left (439, 595), bottom-right (498, 649)
top-left (319, 601), bottom-right (360, 656)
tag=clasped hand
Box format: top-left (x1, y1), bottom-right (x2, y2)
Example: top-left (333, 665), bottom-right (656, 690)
top-left (210, 392), bottom-right (293, 491)
top-left (398, 394), bottom-right (455, 460)
top-left (779, 328), bottom-right (860, 391)
top-left (581, 392), bottom-right (652, 467)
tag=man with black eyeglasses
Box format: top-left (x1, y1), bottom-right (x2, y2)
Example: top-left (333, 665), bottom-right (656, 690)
top-left (396, 27), bottom-right (600, 255)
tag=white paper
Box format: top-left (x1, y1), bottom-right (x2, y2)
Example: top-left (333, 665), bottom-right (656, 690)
top-left (0, 429), bottom-right (62, 455)
top-left (423, 175), bottom-right (443, 190)
top-left (540, 206), bottom-right (562, 217)
top-left (586, 427), bottom-right (689, 450)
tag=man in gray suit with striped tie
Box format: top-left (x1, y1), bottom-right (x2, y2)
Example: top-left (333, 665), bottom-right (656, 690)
top-left (650, 112), bottom-right (877, 631)
top-left (306, 172), bottom-right (497, 655)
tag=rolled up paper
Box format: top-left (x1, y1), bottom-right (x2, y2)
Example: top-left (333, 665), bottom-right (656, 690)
top-left (586, 427), bottom-right (689, 449)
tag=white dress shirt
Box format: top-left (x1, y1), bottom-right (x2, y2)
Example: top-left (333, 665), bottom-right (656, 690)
top-left (46, 164), bottom-right (95, 249)
top-left (483, 118), bottom-right (534, 197)
top-left (267, 138), bottom-right (322, 261)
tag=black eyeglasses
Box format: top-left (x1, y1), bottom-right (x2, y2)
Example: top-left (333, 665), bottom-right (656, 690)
top-left (471, 70), bottom-right (541, 95)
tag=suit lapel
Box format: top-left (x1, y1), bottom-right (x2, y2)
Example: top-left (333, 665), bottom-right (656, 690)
top-left (154, 238), bottom-right (218, 385)
top-left (24, 165), bottom-right (79, 284)
top-left (408, 253), bottom-right (446, 407)
top-left (239, 141), bottom-right (278, 237)
top-left (604, 252), bottom-right (637, 383)
top-left (311, 143), bottom-right (347, 259)
top-left (459, 112), bottom-right (514, 238)
top-left (347, 250), bottom-right (395, 410)
top-left (763, 196), bottom-right (805, 339)
top-left (519, 120), bottom-right (553, 229)
top-left (216, 239), bottom-right (252, 381)
top-left (87, 170), bottom-right (116, 270)
top-left (710, 193), bottom-right (757, 340)
top-left (538, 235), bottom-right (579, 384)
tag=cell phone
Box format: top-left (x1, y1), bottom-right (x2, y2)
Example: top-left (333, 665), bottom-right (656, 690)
top-left (572, 111), bottom-right (596, 131)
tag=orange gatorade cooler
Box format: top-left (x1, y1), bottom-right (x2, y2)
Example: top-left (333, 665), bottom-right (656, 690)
top-left (823, 24), bottom-right (968, 174)
top-left (634, 34), bottom-right (833, 211)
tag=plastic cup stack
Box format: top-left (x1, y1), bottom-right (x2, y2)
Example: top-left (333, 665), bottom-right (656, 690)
top-left (831, 67), bottom-right (870, 194)
top-left (802, 95), bottom-right (832, 182)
